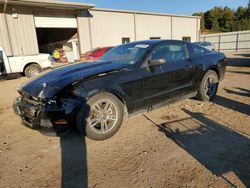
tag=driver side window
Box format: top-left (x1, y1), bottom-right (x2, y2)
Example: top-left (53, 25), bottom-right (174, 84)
top-left (151, 43), bottom-right (189, 63)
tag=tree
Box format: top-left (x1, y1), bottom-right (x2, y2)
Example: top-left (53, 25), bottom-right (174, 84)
top-left (204, 7), bottom-right (224, 32)
top-left (221, 7), bottom-right (235, 31)
top-left (193, 5), bottom-right (250, 33)
top-left (232, 6), bottom-right (250, 31)
top-left (236, 6), bottom-right (247, 19)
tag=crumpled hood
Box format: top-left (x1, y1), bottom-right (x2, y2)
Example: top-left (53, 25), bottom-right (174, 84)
top-left (20, 61), bottom-right (127, 99)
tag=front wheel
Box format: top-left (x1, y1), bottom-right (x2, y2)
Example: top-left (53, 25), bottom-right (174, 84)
top-left (196, 70), bottom-right (219, 101)
top-left (76, 93), bottom-right (124, 140)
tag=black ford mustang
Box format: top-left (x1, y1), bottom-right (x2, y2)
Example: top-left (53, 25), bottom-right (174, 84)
top-left (13, 40), bottom-right (226, 140)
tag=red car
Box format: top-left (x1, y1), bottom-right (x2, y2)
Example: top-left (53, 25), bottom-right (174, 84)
top-left (80, 47), bottom-right (113, 61)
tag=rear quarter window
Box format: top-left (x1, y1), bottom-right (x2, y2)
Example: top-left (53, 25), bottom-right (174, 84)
top-left (189, 44), bottom-right (210, 58)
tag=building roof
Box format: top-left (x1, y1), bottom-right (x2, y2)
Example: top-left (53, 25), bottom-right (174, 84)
top-left (0, 0), bottom-right (199, 18)
top-left (92, 8), bottom-right (200, 19)
top-left (0, 0), bottom-right (95, 10)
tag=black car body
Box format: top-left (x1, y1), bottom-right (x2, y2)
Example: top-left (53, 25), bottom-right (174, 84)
top-left (13, 40), bottom-right (226, 140)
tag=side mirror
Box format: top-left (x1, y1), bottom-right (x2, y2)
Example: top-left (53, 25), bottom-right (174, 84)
top-left (148, 59), bottom-right (166, 66)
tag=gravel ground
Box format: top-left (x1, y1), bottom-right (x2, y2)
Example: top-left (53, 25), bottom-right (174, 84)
top-left (0, 52), bottom-right (249, 188)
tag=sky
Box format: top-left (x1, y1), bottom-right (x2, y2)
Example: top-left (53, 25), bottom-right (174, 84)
top-left (70, 0), bottom-right (249, 16)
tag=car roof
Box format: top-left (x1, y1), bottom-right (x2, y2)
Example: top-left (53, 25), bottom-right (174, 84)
top-left (124, 39), bottom-right (188, 46)
top-left (194, 41), bottom-right (210, 44)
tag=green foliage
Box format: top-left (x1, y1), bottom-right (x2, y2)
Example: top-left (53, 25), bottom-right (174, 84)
top-left (193, 5), bottom-right (250, 33)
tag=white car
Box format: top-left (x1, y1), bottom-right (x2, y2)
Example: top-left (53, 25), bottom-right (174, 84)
top-left (193, 42), bottom-right (216, 51)
top-left (0, 47), bottom-right (52, 78)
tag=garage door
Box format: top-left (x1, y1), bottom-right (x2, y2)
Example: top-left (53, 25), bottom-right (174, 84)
top-left (34, 16), bottom-right (77, 28)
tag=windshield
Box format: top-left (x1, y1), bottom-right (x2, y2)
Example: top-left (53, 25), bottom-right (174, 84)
top-left (100, 43), bottom-right (150, 65)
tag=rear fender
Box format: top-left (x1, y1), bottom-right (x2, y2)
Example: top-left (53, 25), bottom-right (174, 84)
top-left (203, 53), bottom-right (226, 80)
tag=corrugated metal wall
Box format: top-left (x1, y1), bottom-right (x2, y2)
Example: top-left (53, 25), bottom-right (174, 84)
top-left (135, 14), bottom-right (171, 40)
top-left (5, 6), bottom-right (39, 56)
top-left (200, 30), bottom-right (250, 51)
top-left (89, 10), bottom-right (135, 49)
top-left (0, 12), bottom-right (12, 56)
top-left (1, 5), bottom-right (79, 56)
top-left (1, 5), bottom-right (200, 55)
top-left (78, 9), bottom-right (200, 53)
top-left (172, 17), bottom-right (198, 42)
top-left (77, 13), bottom-right (92, 53)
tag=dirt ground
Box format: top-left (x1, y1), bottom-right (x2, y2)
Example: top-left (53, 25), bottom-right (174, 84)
top-left (0, 52), bottom-right (249, 188)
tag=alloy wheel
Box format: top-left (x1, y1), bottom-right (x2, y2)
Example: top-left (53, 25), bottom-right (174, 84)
top-left (204, 75), bottom-right (218, 98)
top-left (89, 100), bottom-right (118, 133)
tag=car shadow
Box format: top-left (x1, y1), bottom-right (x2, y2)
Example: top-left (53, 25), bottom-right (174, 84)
top-left (143, 109), bottom-right (250, 187)
top-left (235, 54), bottom-right (250, 58)
top-left (226, 70), bottom-right (250, 75)
top-left (213, 95), bottom-right (250, 116)
top-left (235, 87), bottom-right (250, 94)
top-left (59, 130), bottom-right (88, 188)
top-left (224, 88), bottom-right (250, 97)
top-left (59, 99), bottom-right (90, 188)
top-left (226, 54), bottom-right (250, 67)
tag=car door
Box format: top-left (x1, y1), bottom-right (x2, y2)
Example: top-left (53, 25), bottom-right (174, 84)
top-left (119, 67), bottom-right (150, 111)
top-left (142, 42), bottom-right (196, 108)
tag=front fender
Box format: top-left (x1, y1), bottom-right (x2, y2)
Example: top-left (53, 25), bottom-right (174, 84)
top-left (75, 83), bottom-right (126, 103)
top-left (73, 80), bottom-right (132, 113)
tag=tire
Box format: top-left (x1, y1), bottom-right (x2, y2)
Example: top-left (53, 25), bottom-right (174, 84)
top-left (196, 70), bottom-right (219, 101)
top-left (24, 64), bottom-right (41, 78)
top-left (76, 92), bottom-right (124, 140)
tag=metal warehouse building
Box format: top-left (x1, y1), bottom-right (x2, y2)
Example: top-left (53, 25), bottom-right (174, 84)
top-left (0, 0), bottom-right (200, 61)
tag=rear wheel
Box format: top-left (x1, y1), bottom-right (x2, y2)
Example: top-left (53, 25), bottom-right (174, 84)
top-left (197, 70), bottom-right (219, 101)
top-left (76, 93), bottom-right (124, 140)
top-left (24, 64), bottom-right (41, 78)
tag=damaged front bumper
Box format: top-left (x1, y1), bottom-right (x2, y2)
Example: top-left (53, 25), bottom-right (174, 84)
top-left (13, 96), bottom-right (80, 132)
